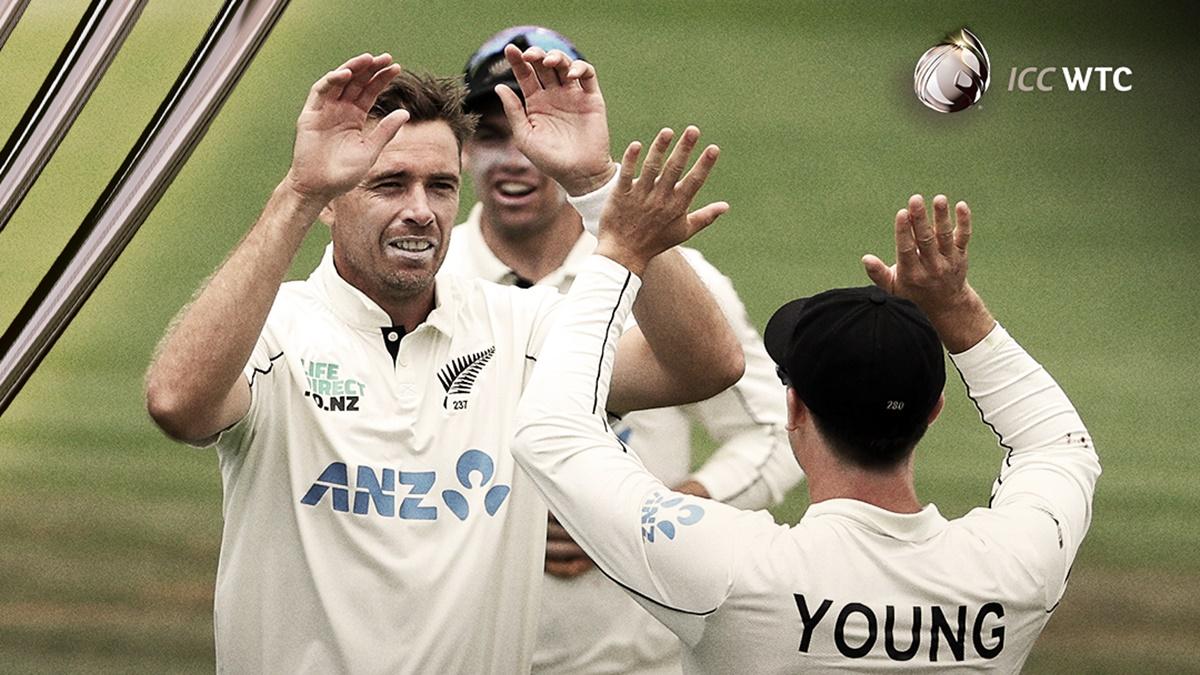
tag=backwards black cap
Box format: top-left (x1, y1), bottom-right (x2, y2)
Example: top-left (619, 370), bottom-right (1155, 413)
top-left (764, 286), bottom-right (946, 436)
top-left (462, 26), bottom-right (584, 112)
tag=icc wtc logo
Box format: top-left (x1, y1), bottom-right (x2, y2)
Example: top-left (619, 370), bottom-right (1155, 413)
top-left (913, 28), bottom-right (990, 113)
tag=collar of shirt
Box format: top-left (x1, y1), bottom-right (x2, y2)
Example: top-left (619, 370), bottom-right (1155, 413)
top-left (460, 203), bottom-right (598, 292)
top-left (309, 243), bottom-right (458, 335)
top-left (802, 498), bottom-right (948, 543)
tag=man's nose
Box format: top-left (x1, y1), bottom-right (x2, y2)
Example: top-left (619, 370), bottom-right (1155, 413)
top-left (497, 140), bottom-right (535, 171)
top-left (401, 186), bottom-right (435, 227)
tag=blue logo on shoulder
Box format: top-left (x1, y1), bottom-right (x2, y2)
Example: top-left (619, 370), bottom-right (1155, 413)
top-left (640, 491), bottom-right (705, 543)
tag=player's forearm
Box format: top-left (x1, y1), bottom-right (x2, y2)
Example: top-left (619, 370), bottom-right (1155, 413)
top-left (631, 248), bottom-right (744, 402)
top-left (514, 255), bottom-right (734, 617)
top-left (952, 323), bottom-right (1100, 552)
top-left (146, 179), bottom-right (322, 440)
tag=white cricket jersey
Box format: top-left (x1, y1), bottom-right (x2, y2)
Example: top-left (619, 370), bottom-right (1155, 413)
top-left (210, 244), bottom-right (563, 674)
top-left (441, 201), bottom-right (801, 674)
top-left (513, 256), bottom-right (1102, 674)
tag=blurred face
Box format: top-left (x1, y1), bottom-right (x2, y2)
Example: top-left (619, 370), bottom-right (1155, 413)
top-left (325, 120), bottom-right (460, 304)
top-left (462, 102), bottom-right (569, 238)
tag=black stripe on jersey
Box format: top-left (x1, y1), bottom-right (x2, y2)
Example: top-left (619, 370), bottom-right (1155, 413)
top-left (593, 556), bottom-right (719, 618)
top-left (248, 351), bottom-right (284, 388)
top-left (949, 358), bottom-right (1014, 509)
top-left (593, 271), bottom-right (632, 415)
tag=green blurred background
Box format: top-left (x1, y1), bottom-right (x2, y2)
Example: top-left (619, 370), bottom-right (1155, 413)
top-left (1, 1), bottom-right (1197, 672)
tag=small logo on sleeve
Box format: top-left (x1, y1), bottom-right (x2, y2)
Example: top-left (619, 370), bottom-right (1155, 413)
top-left (437, 346), bottom-right (495, 410)
top-left (640, 491), bottom-right (705, 543)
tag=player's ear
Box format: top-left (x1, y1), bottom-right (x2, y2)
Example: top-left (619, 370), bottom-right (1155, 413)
top-left (320, 202), bottom-right (336, 227)
top-left (785, 388), bottom-right (807, 432)
top-left (926, 393), bottom-right (946, 425)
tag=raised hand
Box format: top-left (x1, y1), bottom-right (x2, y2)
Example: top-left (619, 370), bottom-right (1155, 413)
top-left (863, 194), bottom-right (994, 351)
top-left (595, 126), bottom-right (729, 276)
top-left (494, 44), bottom-right (613, 196)
top-left (287, 53), bottom-right (409, 203)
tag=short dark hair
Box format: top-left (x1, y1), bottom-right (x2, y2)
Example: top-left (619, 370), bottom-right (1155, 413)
top-left (810, 408), bottom-right (929, 472)
top-left (369, 70), bottom-right (478, 148)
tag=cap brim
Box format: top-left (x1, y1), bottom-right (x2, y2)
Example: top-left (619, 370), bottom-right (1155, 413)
top-left (763, 297), bottom-right (812, 366)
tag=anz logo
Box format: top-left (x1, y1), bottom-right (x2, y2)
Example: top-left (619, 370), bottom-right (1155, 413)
top-left (300, 449), bottom-right (511, 521)
top-left (640, 491), bottom-right (705, 543)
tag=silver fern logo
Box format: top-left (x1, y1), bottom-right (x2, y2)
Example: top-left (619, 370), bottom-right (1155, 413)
top-left (437, 346), bottom-right (495, 409)
top-left (914, 28), bottom-right (990, 113)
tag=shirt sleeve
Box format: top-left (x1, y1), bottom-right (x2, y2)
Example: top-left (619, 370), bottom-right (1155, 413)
top-left (564, 164), bottom-right (620, 237)
top-left (676, 248), bottom-right (804, 509)
top-left (950, 323), bottom-right (1101, 609)
top-left (513, 254), bottom-right (780, 645)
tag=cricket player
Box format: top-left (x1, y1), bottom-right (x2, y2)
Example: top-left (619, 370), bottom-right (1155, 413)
top-left (144, 48), bottom-right (743, 673)
top-left (442, 26), bottom-right (803, 674)
top-left (513, 193), bottom-right (1102, 672)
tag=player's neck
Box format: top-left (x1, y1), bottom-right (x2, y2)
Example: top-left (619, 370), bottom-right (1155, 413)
top-left (806, 456), bottom-right (922, 514)
top-left (370, 285), bottom-right (436, 334)
top-left (479, 207), bottom-right (583, 283)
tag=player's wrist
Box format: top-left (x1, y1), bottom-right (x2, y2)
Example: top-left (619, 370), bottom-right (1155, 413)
top-left (924, 285), bottom-right (994, 353)
top-left (560, 160), bottom-right (617, 197)
top-left (274, 174), bottom-right (332, 228)
top-left (594, 237), bottom-right (646, 277)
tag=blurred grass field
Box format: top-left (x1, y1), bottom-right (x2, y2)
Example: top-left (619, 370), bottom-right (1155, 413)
top-left (1, 1), bottom-right (1197, 672)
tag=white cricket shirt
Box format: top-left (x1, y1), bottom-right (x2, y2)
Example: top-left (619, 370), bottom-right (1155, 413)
top-left (442, 201), bottom-right (802, 674)
top-left (514, 256), bottom-right (1102, 674)
top-left (211, 244), bottom-right (563, 673)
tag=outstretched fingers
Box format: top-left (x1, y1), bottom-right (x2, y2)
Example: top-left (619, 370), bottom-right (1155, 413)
top-left (566, 59), bottom-right (599, 93)
top-left (894, 207), bottom-right (919, 270)
top-left (305, 66), bottom-right (354, 112)
top-left (543, 49), bottom-right (575, 88)
top-left (340, 53), bottom-right (390, 104)
top-left (495, 83), bottom-right (529, 139)
top-left (909, 194), bottom-right (936, 256)
top-left (659, 125), bottom-right (699, 186)
top-left (933, 194), bottom-right (958, 256)
top-left (954, 201), bottom-right (972, 253)
top-left (504, 44), bottom-right (543, 96)
top-left (617, 141), bottom-right (643, 191)
top-left (861, 254), bottom-right (897, 293)
top-left (677, 144), bottom-right (720, 201)
top-left (522, 46), bottom-right (563, 88)
top-left (366, 108), bottom-right (410, 153)
top-left (637, 128), bottom-right (674, 187)
top-left (686, 201), bottom-right (730, 235)
top-left (358, 62), bottom-right (402, 110)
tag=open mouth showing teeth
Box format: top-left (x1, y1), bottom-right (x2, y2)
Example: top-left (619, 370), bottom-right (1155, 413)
top-left (390, 240), bottom-right (433, 253)
top-left (497, 182), bottom-right (535, 197)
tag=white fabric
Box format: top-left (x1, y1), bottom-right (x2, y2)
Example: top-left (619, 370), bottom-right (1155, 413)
top-left (441, 202), bottom-right (801, 674)
top-left (514, 260), bottom-right (1102, 674)
top-left (564, 163), bottom-right (621, 236)
top-left (211, 245), bottom-right (564, 674)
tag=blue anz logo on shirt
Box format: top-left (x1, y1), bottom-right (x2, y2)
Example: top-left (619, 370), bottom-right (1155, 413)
top-left (640, 491), bottom-right (705, 543)
top-left (299, 450), bottom-right (510, 521)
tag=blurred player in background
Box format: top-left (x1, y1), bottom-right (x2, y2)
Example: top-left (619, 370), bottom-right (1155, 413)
top-left (145, 47), bottom-right (742, 672)
top-left (513, 193), bottom-right (1101, 672)
top-left (442, 26), bottom-right (804, 674)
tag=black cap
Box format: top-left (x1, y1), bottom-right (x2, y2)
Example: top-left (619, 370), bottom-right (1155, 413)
top-left (463, 26), bottom-right (584, 112)
top-left (764, 286), bottom-right (946, 435)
